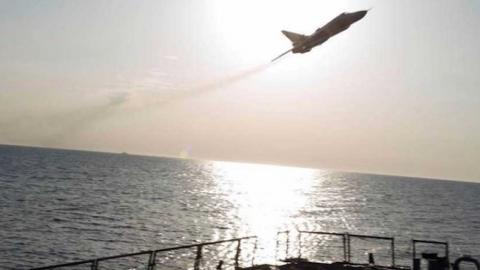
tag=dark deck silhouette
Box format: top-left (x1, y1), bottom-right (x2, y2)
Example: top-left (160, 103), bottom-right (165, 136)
top-left (28, 230), bottom-right (479, 270)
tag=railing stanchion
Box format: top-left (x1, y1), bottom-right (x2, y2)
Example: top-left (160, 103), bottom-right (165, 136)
top-left (298, 232), bottom-right (302, 259)
top-left (275, 232), bottom-right (279, 261)
top-left (347, 233), bottom-right (351, 263)
top-left (446, 242), bottom-right (449, 263)
top-left (286, 230), bottom-right (290, 259)
top-left (342, 234), bottom-right (347, 262)
top-left (234, 239), bottom-right (241, 268)
top-left (391, 238), bottom-right (395, 267)
top-left (147, 251), bottom-right (156, 270)
top-left (91, 260), bottom-right (98, 270)
top-left (194, 244), bottom-right (203, 270)
top-left (412, 240), bottom-right (416, 260)
top-left (251, 238), bottom-right (258, 266)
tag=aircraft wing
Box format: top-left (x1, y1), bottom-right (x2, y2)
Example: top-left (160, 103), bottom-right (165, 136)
top-left (271, 48), bottom-right (292, 62)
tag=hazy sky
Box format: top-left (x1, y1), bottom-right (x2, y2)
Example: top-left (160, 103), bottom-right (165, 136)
top-left (1, 0), bottom-right (479, 182)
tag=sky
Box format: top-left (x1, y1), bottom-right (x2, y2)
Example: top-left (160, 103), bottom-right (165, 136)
top-left (0, 0), bottom-right (479, 182)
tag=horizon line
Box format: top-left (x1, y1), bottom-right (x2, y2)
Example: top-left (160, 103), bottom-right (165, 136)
top-left (1, 142), bottom-right (478, 185)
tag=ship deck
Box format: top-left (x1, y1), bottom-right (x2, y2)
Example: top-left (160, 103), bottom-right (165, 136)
top-left (242, 260), bottom-right (410, 270)
top-left (29, 230), bottom-right (451, 270)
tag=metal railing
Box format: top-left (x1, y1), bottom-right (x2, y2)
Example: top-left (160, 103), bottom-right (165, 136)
top-left (276, 230), bottom-right (396, 267)
top-left (29, 236), bottom-right (257, 270)
top-left (275, 230), bottom-right (290, 261)
top-left (412, 239), bottom-right (449, 261)
top-left (297, 230), bottom-right (348, 262)
top-left (348, 233), bottom-right (395, 267)
top-left (27, 232), bottom-right (452, 270)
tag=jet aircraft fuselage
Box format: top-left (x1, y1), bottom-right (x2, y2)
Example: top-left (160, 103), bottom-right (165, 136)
top-left (272, 10), bottom-right (368, 61)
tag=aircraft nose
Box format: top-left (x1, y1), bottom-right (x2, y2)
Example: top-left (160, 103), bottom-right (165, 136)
top-left (350, 10), bottom-right (368, 22)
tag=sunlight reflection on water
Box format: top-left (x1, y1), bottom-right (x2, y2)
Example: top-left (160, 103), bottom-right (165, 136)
top-left (213, 161), bottom-right (317, 262)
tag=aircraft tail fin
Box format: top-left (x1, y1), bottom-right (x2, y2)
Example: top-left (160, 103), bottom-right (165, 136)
top-left (281, 30), bottom-right (307, 44)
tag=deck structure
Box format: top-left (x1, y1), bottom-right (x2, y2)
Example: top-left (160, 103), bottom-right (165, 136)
top-left (27, 230), bottom-right (477, 270)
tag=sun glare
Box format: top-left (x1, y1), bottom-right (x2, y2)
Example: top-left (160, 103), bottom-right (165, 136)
top-left (207, 1), bottom-right (338, 65)
top-left (213, 161), bottom-right (316, 262)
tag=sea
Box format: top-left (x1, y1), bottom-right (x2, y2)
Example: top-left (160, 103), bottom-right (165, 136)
top-left (0, 144), bottom-right (479, 270)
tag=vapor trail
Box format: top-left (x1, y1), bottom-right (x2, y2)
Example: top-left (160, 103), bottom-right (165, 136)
top-left (155, 62), bottom-right (271, 106)
top-left (0, 62), bottom-right (273, 145)
top-left (42, 92), bottom-right (129, 144)
top-left (0, 91), bottom-right (130, 146)
top-left (59, 63), bottom-right (272, 139)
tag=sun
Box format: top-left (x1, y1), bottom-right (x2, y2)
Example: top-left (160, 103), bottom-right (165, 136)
top-left (205, 1), bottom-right (363, 67)
top-left (206, 1), bottom-right (325, 64)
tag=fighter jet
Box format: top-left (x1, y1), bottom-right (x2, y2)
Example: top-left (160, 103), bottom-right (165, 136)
top-left (272, 10), bottom-right (369, 62)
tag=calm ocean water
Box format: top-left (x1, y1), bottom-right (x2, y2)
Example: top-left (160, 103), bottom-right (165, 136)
top-left (0, 145), bottom-right (479, 270)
